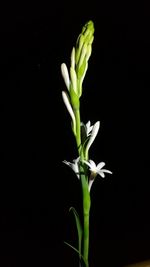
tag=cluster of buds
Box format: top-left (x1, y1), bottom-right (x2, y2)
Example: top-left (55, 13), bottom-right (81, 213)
top-left (61, 20), bottom-right (94, 136)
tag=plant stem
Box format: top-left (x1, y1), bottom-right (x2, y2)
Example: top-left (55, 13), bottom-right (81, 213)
top-left (80, 166), bottom-right (91, 267)
top-left (74, 104), bottom-right (90, 267)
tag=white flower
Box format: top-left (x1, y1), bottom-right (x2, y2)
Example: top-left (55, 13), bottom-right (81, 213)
top-left (84, 159), bottom-right (112, 178)
top-left (85, 121), bottom-right (94, 136)
top-left (83, 159), bottom-right (112, 190)
top-left (63, 157), bottom-right (80, 179)
top-left (85, 121), bottom-right (100, 158)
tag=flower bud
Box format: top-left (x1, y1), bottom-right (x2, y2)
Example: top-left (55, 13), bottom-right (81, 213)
top-left (71, 47), bottom-right (75, 69)
top-left (61, 63), bottom-right (70, 90)
top-left (70, 67), bottom-right (78, 95)
top-left (78, 43), bottom-right (88, 68)
top-left (62, 91), bottom-right (76, 135)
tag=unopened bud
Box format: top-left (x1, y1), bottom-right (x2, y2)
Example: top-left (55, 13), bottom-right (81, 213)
top-left (70, 67), bottom-right (78, 95)
top-left (71, 47), bottom-right (75, 69)
top-left (61, 63), bottom-right (70, 90)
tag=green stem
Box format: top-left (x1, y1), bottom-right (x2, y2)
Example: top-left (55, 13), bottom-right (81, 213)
top-left (83, 213), bottom-right (90, 266)
top-left (74, 104), bottom-right (90, 267)
top-left (80, 167), bottom-right (91, 267)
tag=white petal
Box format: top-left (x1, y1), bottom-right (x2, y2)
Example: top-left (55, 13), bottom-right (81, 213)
top-left (88, 159), bottom-right (96, 170)
top-left (102, 169), bottom-right (113, 174)
top-left (97, 162), bottom-right (105, 170)
top-left (63, 158), bottom-right (80, 179)
top-left (63, 160), bottom-right (69, 166)
top-left (97, 169), bottom-right (112, 178)
top-left (98, 171), bottom-right (105, 178)
top-left (61, 63), bottom-right (70, 90)
top-left (83, 160), bottom-right (92, 168)
top-left (86, 121), bottom-right (91, 129)
top-left (62, 91), bottom-right (76, 134)
top-left (86, 121), bottom-right (93, 135)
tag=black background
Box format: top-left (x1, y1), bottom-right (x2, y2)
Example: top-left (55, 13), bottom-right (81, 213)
top-left (0, 1), bottom-right (150, 267)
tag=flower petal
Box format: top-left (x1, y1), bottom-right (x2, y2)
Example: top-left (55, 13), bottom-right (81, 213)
top-left (83, 160), bottom-right (92, 169)
top-left (63, 158), bottom-right (80, 179)
top-left (97, 171), bottom-right (105, 178)
top-left (88, 159), bottom-right (96, 170)
top-left (97, 162), bottom-right (105, 170)
top-left (102, 169), bottom-right (113, 174)
top-left (86, 121), bottom-right (93, 136)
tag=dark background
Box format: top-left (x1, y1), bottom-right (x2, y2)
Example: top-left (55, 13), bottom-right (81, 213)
top-left (0, 1), bottom-right (150, 267)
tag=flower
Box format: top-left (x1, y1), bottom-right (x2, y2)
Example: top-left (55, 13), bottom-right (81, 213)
top-left (81, 120), bottom-right (94, 143)
top-left (85, 121), bottom-right (94, 136)
top-left (84, 159), bottom-right (112, 178)
top-left (84, 121), bottom-right (100, 158)
top-left (83, 159), bottom-right (112, 190)
top-left (63, 157), bottom-right (80, 179)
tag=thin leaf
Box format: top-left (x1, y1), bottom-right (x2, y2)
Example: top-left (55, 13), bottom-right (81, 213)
top-left (69, 207), bottom-right (82, 256)
top-left (64, 241), bottom-right (86, 267)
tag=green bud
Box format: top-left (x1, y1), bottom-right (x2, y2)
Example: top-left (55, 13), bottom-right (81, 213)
top-left (81, 20), bottom-right (94, 37)
top-left (75, 34), bottom-right (84, 65)
top-left (88, 35), bottom-right (94, 45)
top-left (70, 67), bottom-right (78, 95)
top-left (75, 21), bottom-right (94, 67)
top-left (85, 44), bottom-right (92, 61)
top-left (70, 83), bottom-right (80, 110)
top-left (78, 62), bottom-right (88, 97)
top-left (77, 58), bottom-right (87, 79)
top-left (78, 43), bottom-right (88, 68)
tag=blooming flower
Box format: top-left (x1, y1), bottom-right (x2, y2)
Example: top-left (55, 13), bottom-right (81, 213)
top-left (85, 121), bottom-right (94, 136)
top-left (83, 159), bottom-right (112, 178)
top-left (63, 157), bottom-right (80, 179)
top-left (84, 121), bottom-right (100, 158)
top-left (83, 159), bottom-right (112, 190)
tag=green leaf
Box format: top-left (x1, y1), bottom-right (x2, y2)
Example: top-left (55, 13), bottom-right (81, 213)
top-left (69, 207), bottom-right (83, 257)
top-left (64, 241), bottom-right (86, 267)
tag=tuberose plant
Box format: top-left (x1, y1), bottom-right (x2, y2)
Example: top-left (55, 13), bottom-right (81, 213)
top-left (61, 20), bottom-right (112, 267)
